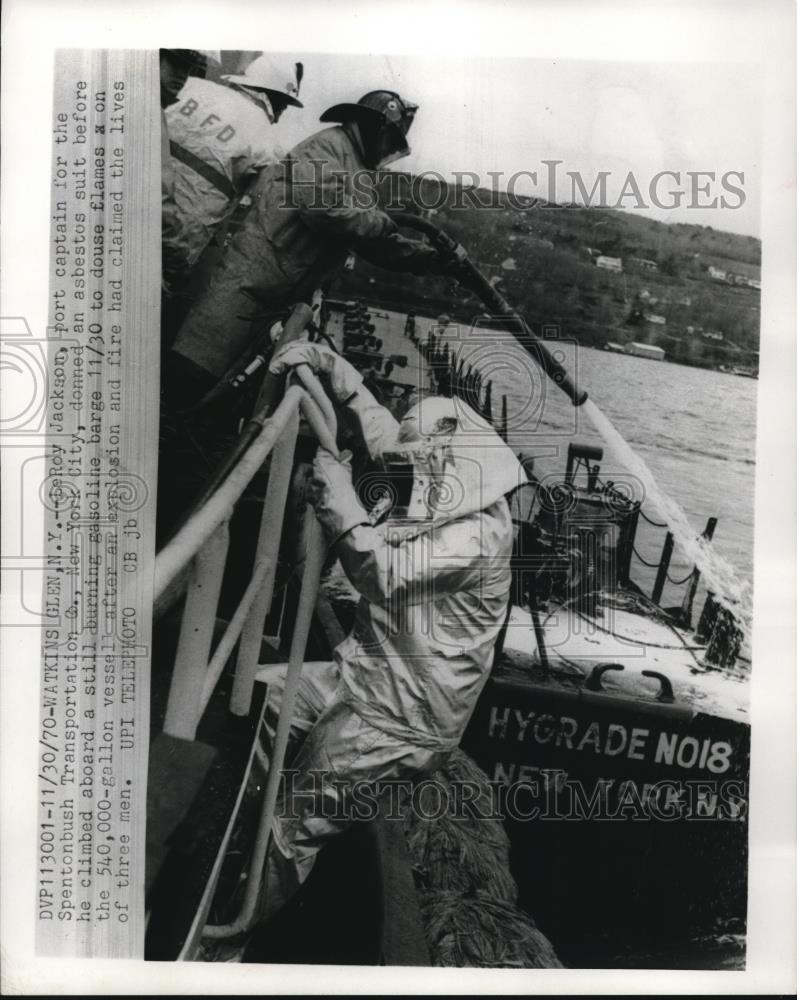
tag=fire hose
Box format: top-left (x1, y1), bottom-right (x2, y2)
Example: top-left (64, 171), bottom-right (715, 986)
top-left (181, 214), bottom-right (588, 416)
top-left (389, 212), bottom-right (588, 407)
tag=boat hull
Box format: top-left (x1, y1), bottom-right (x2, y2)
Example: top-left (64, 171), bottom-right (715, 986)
top-left (463, 667), bottom-right (749, 966)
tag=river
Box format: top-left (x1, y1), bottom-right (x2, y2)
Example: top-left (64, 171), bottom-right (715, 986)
top-left (446, 333), bottom-right (757, 614)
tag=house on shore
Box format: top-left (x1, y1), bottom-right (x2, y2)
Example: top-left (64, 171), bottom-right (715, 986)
top-left (629, 257), bottom-right (659, 273)
top-left (625, 342), bottom-right (665, 361)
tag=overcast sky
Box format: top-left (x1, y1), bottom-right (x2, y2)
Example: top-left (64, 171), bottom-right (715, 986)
top-left (266, 53), bottom-right (762, 237)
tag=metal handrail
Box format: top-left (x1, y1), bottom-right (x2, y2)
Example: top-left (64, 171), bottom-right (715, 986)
top-left (155, 384), bottom-right (305, 602)
top-left (202, 506), bottom-right (327, 940)
top-left (203, 375), bottom-right (339, 938)
top-left (153, 346), bottom-right (342, 951)
top-left (155, 376), bottom-right (338, 604)
top-left (229, 409), bottom-right (300, 718)
top-left (159, 378), bottom-right (339, 742)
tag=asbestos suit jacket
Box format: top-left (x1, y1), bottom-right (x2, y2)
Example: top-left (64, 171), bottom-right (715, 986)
top-left (170, 125), bottom-right (439, 380)
top-left (163, 77), bottom-right (279, 280)
top-left (161, 110), bottom-right (187, 292)
top-left (313, 398), bottom-right (515, 751)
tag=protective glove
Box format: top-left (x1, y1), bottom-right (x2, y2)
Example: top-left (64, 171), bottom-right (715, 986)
top-left (310, 448), bottom-right (370, 543)
top-left (268, 341), bottom-right (363, 403)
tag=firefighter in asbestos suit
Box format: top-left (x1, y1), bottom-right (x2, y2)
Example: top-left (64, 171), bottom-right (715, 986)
top-left (256, 341), bottom-right (527, 921)
top-left (162, 54), bottom-right (304, 298)
top-left (166, 91), bottom-right (464, 410)
top-left (160, 50), bottom-right (211, 287)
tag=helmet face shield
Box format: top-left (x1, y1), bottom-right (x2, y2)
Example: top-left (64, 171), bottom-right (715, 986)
top-left (374, 95), bottom-right (417, 166)
top-left (321, 90), bottom-right (418, 168)
top-left (367, 396), bottom-right (530, 531)
top-left (370, 123), bottom-right (411, 169)
top-left (378, 451), bottom-right (417, 519)
top-left (397, 100), bottom-right (418, 136)
top-left (372, 441), bottom-right (456, 523)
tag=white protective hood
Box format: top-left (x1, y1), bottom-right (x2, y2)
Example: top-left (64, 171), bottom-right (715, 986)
top-left (379, 396), bottom-right (528, 529)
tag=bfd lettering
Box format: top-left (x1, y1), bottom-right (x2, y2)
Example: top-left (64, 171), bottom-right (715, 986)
top-left (177, 100), bottom-right (235, 142)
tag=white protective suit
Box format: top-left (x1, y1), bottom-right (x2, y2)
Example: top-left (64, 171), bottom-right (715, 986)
top-left (163, 76), bottom-right (282, 281)
top-left (260, 344), bottom-right (527, 919)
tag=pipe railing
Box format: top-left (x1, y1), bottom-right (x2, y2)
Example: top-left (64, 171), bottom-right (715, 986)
top-left (228, 411), bottom-right (299, 718)
top-left (158, 375), bottom-right (338, 742)
top-left (154, 345), bottom-right (344, 954)
top-left (202, 506), bottom-right (328, 940)
top-left (204, 378), bottom-right (339, 939)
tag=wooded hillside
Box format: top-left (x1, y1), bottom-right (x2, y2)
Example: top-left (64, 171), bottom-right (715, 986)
top-left (337, 175), bottom-right (761, 371)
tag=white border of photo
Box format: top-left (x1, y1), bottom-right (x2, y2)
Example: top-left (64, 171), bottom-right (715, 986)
top-left (2, 0), bottom-right (795, 993)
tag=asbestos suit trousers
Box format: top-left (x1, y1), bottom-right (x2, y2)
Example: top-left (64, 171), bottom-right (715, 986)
top-left (260, 660), bottom-right (450, 922)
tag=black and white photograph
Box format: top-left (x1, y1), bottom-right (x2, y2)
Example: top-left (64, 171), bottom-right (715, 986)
top-left (1, 1), bottom-right (796, 993)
